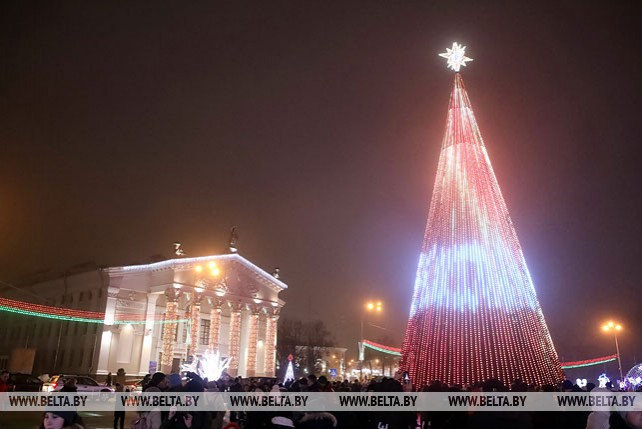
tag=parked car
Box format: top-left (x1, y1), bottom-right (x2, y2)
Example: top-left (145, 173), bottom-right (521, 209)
top-left (126, 379), bottom-right (145, 392)
top-left (8, 373), bottom-right (43, 392)
top-left (41, 375), bottom-right (114, 392)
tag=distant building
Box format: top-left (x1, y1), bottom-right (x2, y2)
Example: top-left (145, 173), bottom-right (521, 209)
top-left (0, 254), bottom-right (286, 378)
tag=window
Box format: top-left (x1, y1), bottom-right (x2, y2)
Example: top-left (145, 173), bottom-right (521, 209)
top-left (200, 319), bottom-right (210, 345)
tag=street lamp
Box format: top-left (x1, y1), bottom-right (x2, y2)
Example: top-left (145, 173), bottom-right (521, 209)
top-left (359, 301), bottom-right (382, 372)
top-left (602, 321), bottom-right (624, 382)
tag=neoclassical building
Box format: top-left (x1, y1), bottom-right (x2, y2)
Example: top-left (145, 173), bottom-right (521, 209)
top-left (0, 253), bottom-right (287, 378)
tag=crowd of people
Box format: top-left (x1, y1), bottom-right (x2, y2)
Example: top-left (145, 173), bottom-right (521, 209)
top-left (20, 370), bottom-right (642, 429)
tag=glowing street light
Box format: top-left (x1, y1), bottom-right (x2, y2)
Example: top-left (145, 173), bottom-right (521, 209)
top-left (602, 321), bottom-right (624, 382)
top-left (360, 300), bottom-right (383, 365)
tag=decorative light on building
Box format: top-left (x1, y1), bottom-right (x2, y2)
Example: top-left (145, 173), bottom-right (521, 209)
top-left (161, 288), bottom-right (182, 371)
top-left (264, 312), bottom-right (278, 377)
top-left (228, 307), bottom-right (242, 374)
top-left (0, 297), bottom-right (185, 325)
top-left (209, 306), bottom-right (221, 354)
top-left (246, 312), bottom-right (259, 376)
top-left (188, 295), bottom-right (202, 357)
top-left (400, 46), bottom-right (563, 387)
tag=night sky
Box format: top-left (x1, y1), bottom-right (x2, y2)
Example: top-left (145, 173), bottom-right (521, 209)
top-left (1, 2), bottom-right (640, 375)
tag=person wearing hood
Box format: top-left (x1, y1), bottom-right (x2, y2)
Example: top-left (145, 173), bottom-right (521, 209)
top-left (271, 414), bottom-right (295, 429)
top-left (40, 411), bottom-right (85, 429)
top-left (167, 373), bottom-right (183, 392)
top-left (142, 372), bottom-right (167, 429)
top-left (296, 412), bottom-right (337, 429)
top-left (586, 387), bottom-right (614, 429)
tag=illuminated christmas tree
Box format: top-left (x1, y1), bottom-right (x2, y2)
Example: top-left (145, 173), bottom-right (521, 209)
top-left (400, 44), bottom-right (564, 387)
top-left (285, 354), bottom-right (295, 382)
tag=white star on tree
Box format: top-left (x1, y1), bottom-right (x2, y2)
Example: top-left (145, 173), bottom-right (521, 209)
top-left (439, 43), bottom-right (473, 72)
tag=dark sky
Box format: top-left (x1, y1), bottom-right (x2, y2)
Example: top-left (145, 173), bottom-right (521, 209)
top-left (1, 2), bottom-right (640, 375)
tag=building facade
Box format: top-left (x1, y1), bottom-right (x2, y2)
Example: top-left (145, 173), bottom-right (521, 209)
top-left (0, 253), bottom-right (287, 378)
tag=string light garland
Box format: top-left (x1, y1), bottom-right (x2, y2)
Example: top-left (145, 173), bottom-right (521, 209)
top-left (209, 306), bottom-right (221, 354)
top-left (400, 47), bottom-right (563, 387)
top-left (560, 355), bottom-right (617, 369)
top-left (363, 339), bottom-right (401, 356)
top-left (188, 296), bottom-right (201, 357)
top-left (246, 312), bottom-right (259, 376)
top-left (0, 297), bottom-right (186, 324)
top-left (264, 313), bottom-right (278, 377)
top-left (161, 299), bottom-right (179, 370)
top-left (228, 307), bottom-right (242, 374)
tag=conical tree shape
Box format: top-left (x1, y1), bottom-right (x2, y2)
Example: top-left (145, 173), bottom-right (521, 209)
top-left (400, 74), bottom-right (564, 387)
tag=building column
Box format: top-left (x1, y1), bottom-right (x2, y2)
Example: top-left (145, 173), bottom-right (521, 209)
top-left (138, 293), bottom-right (159, 375)
top-left (188, 294), bottom-right (202, 358)
top-left (245, 309), bottom-right (260, 377)
top-left (96, 287), bottom-right (119, 375)
top-left (263, 309), bottom-right (279, 378)
top-left (227, 304), bottom-right (242, 377)
top-left (209, 300), bottom-right (222, 354)
top-left (161, 288), bottom-right (181, 374)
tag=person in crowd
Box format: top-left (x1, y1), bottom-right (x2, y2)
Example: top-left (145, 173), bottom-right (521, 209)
top-left (0, 370), bottom-right (10, 392)
top-left (106, 372), bottom-right (113, 386)
top-left (270, 412), bottom-right (295, 429)
top-left (610, 410), bottom-right (642, 429)
top-left (367, 378), bottom-right (415, 429)
top-left (306, 374), bottom-right (322, 392)
top-left (140, 373), bottom-right (152, 391)
top-left (113, 382), bottom-right (125, 429)
top-left (160, 408), bottom-right (194, 429)
top-left (296, 412), bottom-right (338, 429)
top-left (180, 372), bottom-right (212, 429)
top-left (167, 373), bottom-right (183, 392)
top-left (586, 387), bottom-right (614, 429)
top-left (40, 411), bottom-right (85, 429)
top-left (144, 372), bottom-right (168, 392)
top-left (142, 372), bottom-right (167, 429)
top-left (60, 378), bottom-right (77, 392)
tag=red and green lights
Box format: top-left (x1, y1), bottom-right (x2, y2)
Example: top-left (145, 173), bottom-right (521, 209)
top-left (400, 73), bottom-right (564, 386)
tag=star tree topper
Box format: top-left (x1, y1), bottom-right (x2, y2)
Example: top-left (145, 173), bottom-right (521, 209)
top-left (439, 42), bottom-right (473, 72)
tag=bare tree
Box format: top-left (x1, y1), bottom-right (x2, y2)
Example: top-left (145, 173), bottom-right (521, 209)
top-left (277, 318), bottom-right (334, 379)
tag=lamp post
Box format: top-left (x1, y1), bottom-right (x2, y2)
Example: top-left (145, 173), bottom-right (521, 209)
top-left (602, 321), bottom-right (624, 382)
top-left (359, 301), bottom-right (382, 378)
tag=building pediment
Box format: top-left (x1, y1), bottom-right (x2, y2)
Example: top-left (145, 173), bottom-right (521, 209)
top-left (104, 253), bottom-right (286, 308)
